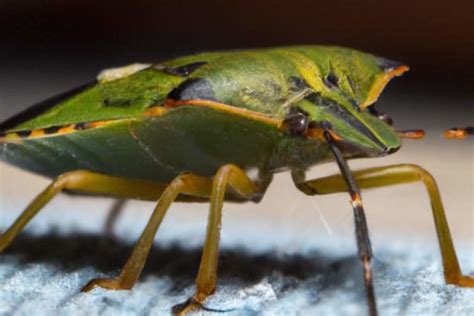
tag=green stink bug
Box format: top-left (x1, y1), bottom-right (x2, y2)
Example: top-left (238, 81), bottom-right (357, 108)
top-left (0, 46), bottom-right (472, 316)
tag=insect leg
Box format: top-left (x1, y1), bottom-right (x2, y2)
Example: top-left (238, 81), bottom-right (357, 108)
top-left (321, 131), bottom-right (378, 316)
top-left (173, 164), bottom-right (261, 315)
top-left (0, 170), bottom-right (169, 252)
top-left (82, 172), bottom-right (216, 292)
top-left (294, 163), bottom-right (474, 287)
top-left (104, 199), bottom-right (127, 237)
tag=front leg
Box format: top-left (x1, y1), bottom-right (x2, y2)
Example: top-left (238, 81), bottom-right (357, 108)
top-left (293, 163), bottom-right (474, 288)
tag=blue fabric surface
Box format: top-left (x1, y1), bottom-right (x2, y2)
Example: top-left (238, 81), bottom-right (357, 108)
top-left (0, 231), bottom-right (473, 316)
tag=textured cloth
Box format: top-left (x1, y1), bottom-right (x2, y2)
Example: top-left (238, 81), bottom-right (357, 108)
top-left (0, 230), bottom-right (473, 315)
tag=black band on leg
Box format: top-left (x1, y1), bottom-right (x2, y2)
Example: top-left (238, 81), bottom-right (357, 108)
top-left (323, 131), bottom-right (378, 316)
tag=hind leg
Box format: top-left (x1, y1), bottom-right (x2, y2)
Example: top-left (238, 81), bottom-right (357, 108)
top-left (0, 170), bottom-right (168, 252)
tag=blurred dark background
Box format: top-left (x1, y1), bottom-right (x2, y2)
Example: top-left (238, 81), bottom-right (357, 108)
top-left (0, 4), bottom-right (472, 313)
top-left (0, 0), bottom-right (472, 124)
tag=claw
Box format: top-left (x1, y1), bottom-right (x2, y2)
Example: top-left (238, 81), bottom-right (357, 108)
top-left (172, 298), bottom-right (202, 316)
top-left (453, 275), bottom-right (474, 287)
top-left (81, 277), bottom-right (130, 292)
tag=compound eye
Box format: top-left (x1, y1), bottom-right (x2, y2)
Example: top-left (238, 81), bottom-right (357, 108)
top-left (282, 112), bottom-right (309, 136)
top-left (378, 113), bottom-right (394, 126)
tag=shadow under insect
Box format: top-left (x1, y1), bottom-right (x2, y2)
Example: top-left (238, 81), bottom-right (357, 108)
top-left (1, 232), bottom-right (368, 295)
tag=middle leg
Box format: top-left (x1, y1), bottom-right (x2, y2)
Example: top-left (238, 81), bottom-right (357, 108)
top-left (82, 172), bottom-right (215, 291)
top-left (173, 164), bottom-right (261, 315)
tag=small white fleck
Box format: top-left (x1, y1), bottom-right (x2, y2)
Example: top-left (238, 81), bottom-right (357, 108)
top-left (310, 198), bottom-right (334, 236)
top-left (97, 63), bottom-right (151, 83)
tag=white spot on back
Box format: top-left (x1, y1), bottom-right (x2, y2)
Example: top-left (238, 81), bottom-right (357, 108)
top-left (97, 63), bottom-right (151, 83)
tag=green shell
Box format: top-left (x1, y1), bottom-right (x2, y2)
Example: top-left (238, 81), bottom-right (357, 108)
top-left (0, 46), bottom-right (403, 180)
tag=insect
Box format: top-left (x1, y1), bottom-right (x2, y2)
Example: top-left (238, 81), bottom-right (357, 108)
top-left (0, 46), bottom-right (472, 316)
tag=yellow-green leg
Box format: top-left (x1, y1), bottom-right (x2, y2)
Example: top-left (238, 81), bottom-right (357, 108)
top-left (104, 199), bottom-right (127, 237)
top-left (173, 164), bottom-right (260, 315)
top-left (82, 172), bottom-right (215, 291)
top-left (294, 163), bottom-right (474, 287)
top-left (0, 170), bottom-right (170, 252)
top-left (1, 166), bottom-right (263, 315)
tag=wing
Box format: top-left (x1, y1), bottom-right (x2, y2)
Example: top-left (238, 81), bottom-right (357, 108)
top-left (0, 65), bottom-right (184, 133)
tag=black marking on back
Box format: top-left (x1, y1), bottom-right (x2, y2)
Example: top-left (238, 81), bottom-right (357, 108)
top-left (158, 61), bottom-right (208, 77)
top-left (345, 75), bottom-right (362, 103)
top-left (0, 119), bottom-right (116, 141)
top-left (323, 73), bottom-right (339, 89)
top-left (288, 76), bottom-right (310, 92)
top-left (167, 78), bottom-right (216, 101)
top-left (74, 122), bottom-right (89, 130)
top-left (0, 81), bottom-right (96, 132)
top-left (16, 130), bottom-right (32, 137)
top-left (375, 57), bottom-right (404, 72)
top-left (44, 126), bottom-right (61, 134)
top-left (324, 73), bottom-right (360, 112)
top-left (103, 98), bottom-right (132, 107)
top-left (348, 99), bottom-right (361, 112)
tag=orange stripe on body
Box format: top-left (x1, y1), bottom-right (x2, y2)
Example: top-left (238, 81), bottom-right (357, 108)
top-left (0, 100), bottom-right (343, 145)
top-left (142, 106), bottom-right (168, 117)
top-left (305, 128), bottom-right (342, 141)
top-left (57, 126), bottom-right (76, 134)
top-left (145, 99), bottom-right (342, 142)
top-left (156, 99), bottom-right (284, 128)
top-left (30, 130), bottom-right (45, 138)
top-left (0, 119), bottom-right (129, 143)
